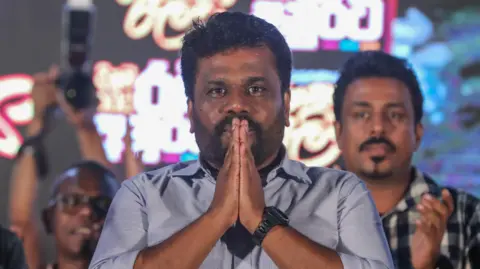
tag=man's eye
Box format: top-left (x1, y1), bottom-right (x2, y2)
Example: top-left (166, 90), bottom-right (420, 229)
top-left (207, 88), bottom-right (226, 98)
top-left (390, 111), bottom-right (405, 121)
top-left (353, 111), bottom-right (369, 119)
top-left (247, 86), bottom-right (266, 96)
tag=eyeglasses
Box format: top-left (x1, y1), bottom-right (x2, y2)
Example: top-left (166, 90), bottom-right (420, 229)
top-left (50, 193), bottom-right (112, 218)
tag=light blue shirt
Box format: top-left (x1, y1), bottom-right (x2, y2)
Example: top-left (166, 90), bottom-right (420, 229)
top-left (89, 154), bottom-right (394, 269)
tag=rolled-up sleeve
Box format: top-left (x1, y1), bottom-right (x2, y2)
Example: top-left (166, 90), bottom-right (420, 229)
top-left (336, 174), bottom-right (394, 269)
top-left (89, 178), bottom-right (148, 269)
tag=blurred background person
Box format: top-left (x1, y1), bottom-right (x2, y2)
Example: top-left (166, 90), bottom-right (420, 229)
top-left (0, 225), bottom-right (28, 269)
top-left (7, 66), bottom-right (124, 269)
top-left (333, 51), bottom-right (480, 269)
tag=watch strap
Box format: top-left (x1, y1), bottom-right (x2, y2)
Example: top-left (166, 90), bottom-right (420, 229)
top-left (252, 207), bottom-right (288, 246)
top-left (252, 218), bottom-right (272, 246)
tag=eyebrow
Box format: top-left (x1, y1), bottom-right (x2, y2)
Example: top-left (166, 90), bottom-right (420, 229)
top-left (244, 76), bottom-right (266, 85)
top-left (385, 103), bottom-right (406, 109)
top-left (351, 101), bottom-right (406, 109)
top-left (206, 76), bottom-right (266, 87)
top-left (352, 101), bottom-right (371, 108)
top-left (206, 80), bottom-right (227, 87)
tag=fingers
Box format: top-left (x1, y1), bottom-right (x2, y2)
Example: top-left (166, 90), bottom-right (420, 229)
top-left (135, 151), bottom-right (144, 163)
top-left (123, 116), bottom-right (132, 143)
top-left (417, 202), bottom-right (442, 232)
top-left (223, 118), bottom-right (240, 168)
top-left (9, 225), bottom-right (23, 238)
top-left (230, 118), bottom-right (241, 169)
top-left (441, 189), bottom-right (454, 215)
top-left (48, 65), bottom-right (59, 80)
top-left (239, 120), bottom-right (254, 163)
top-left (32, 65), bottom-right (58, 84)
top-left (422, 193), bottom-right (452, 222)
top-left (415, 217), bottom-right (435, 238)
top-left (415, 191), bottom-right (453, 238)
top-left (239, 120), bottom-right (257, 177)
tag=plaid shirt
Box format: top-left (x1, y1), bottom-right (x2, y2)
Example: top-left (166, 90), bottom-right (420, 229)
top-left (382, 168), bottom-right (480, 269)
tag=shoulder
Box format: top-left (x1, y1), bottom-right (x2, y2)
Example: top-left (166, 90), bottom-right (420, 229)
top-left (422, 172), bottom-right (480, 226)
top-left (285, 159), bottom-right (365, 196)
top-left (445, 186), bottom-right (480, 224)
top-left (0, 225), bottom-right (22, 249)
top-left (0, 226), bottom-right (27, 268)
top-left (122, 161), bottom-right (200, 191)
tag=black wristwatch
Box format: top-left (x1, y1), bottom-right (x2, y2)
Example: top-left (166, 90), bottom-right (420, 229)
top-left (252, 207), bottom-right (289, 246)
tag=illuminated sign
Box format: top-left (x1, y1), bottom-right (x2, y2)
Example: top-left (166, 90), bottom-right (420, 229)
top-left (116, 0), bottom-right (396, 53)
top-left (117, 0), bottom-right (238, 51)
top-left (285, 82), bottom-right (340, 166)
top-left (0, 75), bottom-right (34, 159)
top-left (1, 60), bottom-right (341, 167)
top-left (250, 0), bottom-right (395, 52)
top-left (1, 0), bottom-right (400, 166)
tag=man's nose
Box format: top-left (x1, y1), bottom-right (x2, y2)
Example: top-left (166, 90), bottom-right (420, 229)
top-left (223, 90), bottom-right (250, 114)
top-left (370, 113), bottom-right (387, 137)
top-left (76, 203), bottom-right (94, 218)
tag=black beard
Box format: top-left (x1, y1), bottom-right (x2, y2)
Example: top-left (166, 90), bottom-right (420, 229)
top-left (191, 110), bottom-right (285, 168)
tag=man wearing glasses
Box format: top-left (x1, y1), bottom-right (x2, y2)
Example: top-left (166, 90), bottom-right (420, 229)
top-left (9, 67), bottom-right (120, 269)
top-left (41, 161), bottom-right (119, 269)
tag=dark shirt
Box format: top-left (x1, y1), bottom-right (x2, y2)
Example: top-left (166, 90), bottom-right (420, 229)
top-left (382, 168), bottom-right (480, 269)
top-left (0, 226), bottom-right (28, 269)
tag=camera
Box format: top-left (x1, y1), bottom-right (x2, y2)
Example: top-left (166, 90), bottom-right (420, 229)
top-left (56, 0), bottom-right (97, 110)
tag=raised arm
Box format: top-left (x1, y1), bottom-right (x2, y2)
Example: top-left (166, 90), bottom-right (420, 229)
top-left (56, 91), bottom-right (111, 169)
top-left (9, 67), bottom-right (58, 269)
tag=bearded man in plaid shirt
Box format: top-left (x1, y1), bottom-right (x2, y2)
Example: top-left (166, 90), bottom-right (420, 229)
top-left (332, 51), bottom-right (480, 269)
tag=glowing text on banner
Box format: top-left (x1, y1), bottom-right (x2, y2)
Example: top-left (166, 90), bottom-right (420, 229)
top-left (93, 59), bottom-right (341, 166)
top-left (285, 82), bottom-right (341, 167)
top-left (93, 59), bottom-right (198, 164)
top-left (250, 0), bottom-right (387, 51)
top-left (1, 60), bottom-right (341, 167)
top-left (117, 0), bottom-right (238, 51)
top-left (0, 75), bottom-right (34, 158)
top-left (116, 0), bottom-right (390, 52)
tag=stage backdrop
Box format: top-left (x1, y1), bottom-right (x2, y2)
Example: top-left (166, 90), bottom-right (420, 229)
top-left (0, 0), bottom-right (479, 261)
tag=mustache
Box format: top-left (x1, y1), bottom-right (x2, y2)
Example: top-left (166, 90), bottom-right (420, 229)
top-left (214, 113), bottom-right (262, 136)
top-left (359, 137), bottom-right (396, 152)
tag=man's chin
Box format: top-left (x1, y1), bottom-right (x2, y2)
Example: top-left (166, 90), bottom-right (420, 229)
top-left (359, 167), bottom-right (394, 180)
top-left (362, 171), bottom-right (393, 180)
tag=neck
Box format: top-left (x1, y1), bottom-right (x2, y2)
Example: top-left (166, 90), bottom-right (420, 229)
top-left (257, 148), bottom-right (281, 170)
top-left (361, 168), bottom-right (412, 215)
top-left (56, 254), bottom-right (90, 269)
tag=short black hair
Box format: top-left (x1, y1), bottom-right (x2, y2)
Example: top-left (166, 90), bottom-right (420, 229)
top-left (49, 160), bottom-right (119, 201)
top-left (333, 51), bottom-right (424, 124)
top-left (180, 11), bottom-right (292, 101)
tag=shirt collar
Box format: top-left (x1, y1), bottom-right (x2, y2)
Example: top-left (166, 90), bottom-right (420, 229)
top-left (390, 167), bottom-right (441, 213)
top-left (171, 145), bottom-right (311, 184)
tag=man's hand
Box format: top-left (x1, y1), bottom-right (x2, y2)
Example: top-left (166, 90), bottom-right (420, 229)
top-left (207, 118), bottom-right (241, 229)
top-left (238, 120), bottom-right (265, 233)
top-left (123, 116), bottom-right (145, 178)
top-left (56, 89), bottom-right (96, 129)
top-left (411, 189), bottom-right (454, 269)
top-left (30, 66), bottom-right (58, 120)
top-left (28, 66), bottom-right (59, 135)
